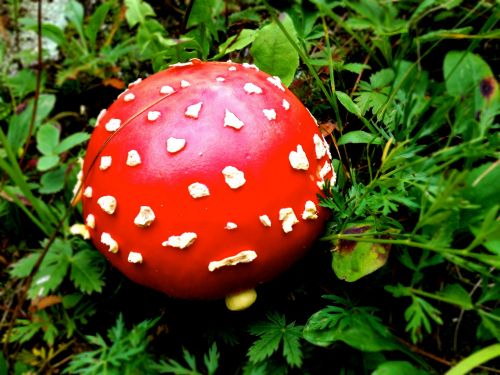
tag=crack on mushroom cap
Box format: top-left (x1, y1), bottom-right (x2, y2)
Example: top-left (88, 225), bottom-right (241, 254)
top-left (105, 118), bottom-right (121, 132)
top-left (243, 82), bottom-right (262, 94)
top-left (188, 182), bottom-right (210, 198)
top-left (123, 93), bottom-right (135, 102)
top-left (313, 133), bottom-right (328, 160)
top-left (83, 186), bottom-right (93, 198)
top-left (185, 102), bottom-right (203, 119)
top-left (263, 109), bottom-right (276, 121)
top-left (222, 166), bottom-right (246, 189)
top-left (224, 109), bottom-right (244, 129)
top-left (160, 85), bottom-right (175, 95)
top-left (259, 215), bottom-right (272, 227)
top-left (86, 214), bottom-right (95, 229)
top-left (225, 222), bottom-right (238, 230)
top-left (208, 250), bottom-right (257, 272)
top-left (101, 232), bottom-right (118, 253)
top-left (282, 99), bottom-right (290, 111)
top-left (70, 224), bottom-right (90, 239)
top-left (289, 145), bottom-right (309, 171)
top-left (97, 195), bottom-right (117, 214)
top-left (302, 200), bottom-right (318, 220)
top-left (128, 251), bottom-right (143, 264)
top-left (166, 137), bottom-right (186, 153)
top-left (267, 76), bottom-right (285, 91)
top-left (147, 111), bottom-right (161, 122)
top-left (99, 156), bottom-right (112, 170)
top-left (134, 206), bottom-right (155, 227)
top-left (126, 150), bottom-right (141, 166)
top-left (279, 208), bottom-right (299, 233)
top-left (162, 232), bottom-right (197, 249)
top-left (181, 80), bottom-right (191, 88)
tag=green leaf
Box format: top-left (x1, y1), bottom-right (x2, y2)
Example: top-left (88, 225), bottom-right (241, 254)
top-left (342, 62), bottom-right (370, 74)
top-left (124, 0), bottom-right (155, 27)
top-left (39, 166), bottom-right (66, 194)
top-left (54, 132), bottom-right (90, 154)
top-left (478, 309), bottom-right (500, 341)
top-left (70, 249), bottom-right (105, 294)
top-left (251, 14), bottom-right (299, 87)
top-left (5, 69), bottom-right (37, 98)
top-left (9, 252), bottom-right (39, 278)
top-left (36, 124), bottom-right (59, 155)
top-left (66, 0), bottom-right (85, 38)
top-left (218, 29), bottom-right (257, 56)
top-left (335, 91), bottom-right (362, 117)
top-left (37, 155), bottom-right (60, 171)
top-left (203, 343), bottom-right (220, 375)
top-left (438, 284), bottom-right (473, 310)
top-left (86, 1), bottom-right (113, 48)
top-left (372, 361), bottom-right (429, 375)
top-left (445, 344), bottom-right (500, 375)
top-left (338, 130), bottom-right (383, 145)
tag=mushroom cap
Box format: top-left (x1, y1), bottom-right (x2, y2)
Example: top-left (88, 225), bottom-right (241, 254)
top-left (82, 59), bottom-right (334, 300)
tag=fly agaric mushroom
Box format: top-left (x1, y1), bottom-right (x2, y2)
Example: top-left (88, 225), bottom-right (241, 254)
top-left (80, 59), bottom-right (334, 310)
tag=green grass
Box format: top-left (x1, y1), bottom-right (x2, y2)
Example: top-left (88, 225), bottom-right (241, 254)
top-left (0, 0), bottom-right (499, 374)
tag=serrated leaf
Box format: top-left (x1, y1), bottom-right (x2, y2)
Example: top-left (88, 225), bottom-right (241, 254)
top-left (70, 249), bottom-right (105, 294)
top-left (37, 155), bottom-right (60, 171)
top-left (248, 329), bottom-right (282, 362)
top-left (124, 0), bottom-right (155, 27)
top-left (9, 252), bottom-right (39, 278)
top-left (338, 130), bottom-right (383, 145)
top-left (370, 68), bottom-right (395, 89)
top-left (282, 327), bottom-right (302, 367)
top-left (39, 166), bottom-right (65, 194)
top-left (342, 62), bottom-right (370, 74)
top-left (251, 14), bottom-right (299, 86)
top-left (218, 29), bottom-right (257, 56)
top-left (336, 91), bottom-right (362, 116)
top-left (54, 132), bottom-right (90, 154)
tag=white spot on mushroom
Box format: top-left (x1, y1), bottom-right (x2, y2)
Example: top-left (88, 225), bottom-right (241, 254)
top-left (105, 118), bottom-right (121, 132)
top-left (170, 61), bottom-right (193, 67)
top-left (83, 186), bottom-right (93, 198)
top-left (97, 195), bottom-right (117, 214)
top-left (228, 66), bottom-right (237, 71)
top-left (188, 182), bottom-right (210, 198)
top-left (162, 232), bottom-right (197, 249)
top-left (259, 215), bottom-right (271, 227)
top-left (267, 76), bottom-right (285, 91)
top-left (181, 80), bottom-right (191, 88)
top-left (99, 156), bottom-right (112, 170)
top-left (263, 109), bottom-right (276, 121)
top-left (289, 145), bottom-right (309, 171)
top-left (128, 251), bottom-right (143, 264)
top-left (70, 223), bottom-right (90, 239)
top-left (126, 150), bottom-right (141, 166)
top-left (86, 214), bottom-right (95, 229)
top-left (101, 232), bottom-right (118, 253)
top-left (147, 111), bottom-right (161, 122)
top-left (185, 102), bottom-right (203, 119)
top-left (319, 160), bottom-right (332, 179)
top-left (166, 137), bottom-right (186, 153)
top-left (208, 250), bottom-right (257, 272)
top-left (282, 99), bottom-right (290, 111)
top-left (302, 200), bottom-right (318, 220)
top-left (244, 82), bottom-right (262, 94)
top-left (314, 133), bottom-right (328, 159)
top-left (224, 109), bottom-right (244, 129)
top-left (96, 109), bottom-right (106, 126)
top-left (160, 85), bottom-right (175, 95)
top-left (279, 208), bottom-right (299, 233)
top-left (128, 78), bottom-right (142, 88)
top-left (225, 222), bottom-right (238, 230)
top-left (222, 166), bottom-right (246, 189)
top-left (242, 63), bottom-right (259, 71)
top-left (134, 206), bottom-right (155, 227)
top-left (123, 93), bottom-right (135, 102)
top-left (216, 77), bottom-right (225, 82)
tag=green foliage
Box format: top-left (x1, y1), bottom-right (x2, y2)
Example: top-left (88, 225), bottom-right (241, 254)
top-left (153, 343), bottom-right (220, 375)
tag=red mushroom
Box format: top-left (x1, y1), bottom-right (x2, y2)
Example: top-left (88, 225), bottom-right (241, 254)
top-left (81, 59), bottom-right (334, 309)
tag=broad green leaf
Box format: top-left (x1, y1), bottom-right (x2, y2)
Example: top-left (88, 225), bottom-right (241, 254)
top-left (36, 123), bottom-right (59, 155)
top-left (218, 29), bottom-right (257, 56)
top-left (37, 155), bottom-right (60, 171)
top-left (445, 344), bottom-right (500, 375)
top-left (9, 252), bottom-right (39, 278)
top-left (342, 63), bottom-right (370, 74)
top-left (251, 14), bottom-right (299, 86)
top-left (338, 130), bottom-right (383, 145)
top-left (66, 0), bottom-right (85, 38)
top-left (336, 91), bottom-right (362, 117)
top-left (40, 24), bottom-right (67, 47)
top-left (438, 284), bottom-right (473, 310)
top-left (39, 166), bottom-right (66, 194)
top-left (373, 361), bottom-right (429, 375)
top-left (124, 0), bottom-right (155, 27)
top-left (54, 132), bottom-right (90, 154)
top-left (444, 51), bottom-right (493, 98)
top-left (86, 1), bottom-right (113, 48)
top-left (5, 69), bottom-right (37, 98)
top-left (70, 249), bottom-right (104, 294)
top-left (478, 309), bottom-right (500, 341)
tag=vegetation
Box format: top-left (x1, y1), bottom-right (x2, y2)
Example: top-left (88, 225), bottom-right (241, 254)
top-left (1, 0), bottom-right (499, 373)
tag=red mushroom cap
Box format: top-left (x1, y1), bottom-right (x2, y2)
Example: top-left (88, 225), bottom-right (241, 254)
top-left (82, 59), bottom-right (334, 300)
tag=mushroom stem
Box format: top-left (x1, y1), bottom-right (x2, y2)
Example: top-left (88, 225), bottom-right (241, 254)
top-left (225, 288), bottom-right (257, 311)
